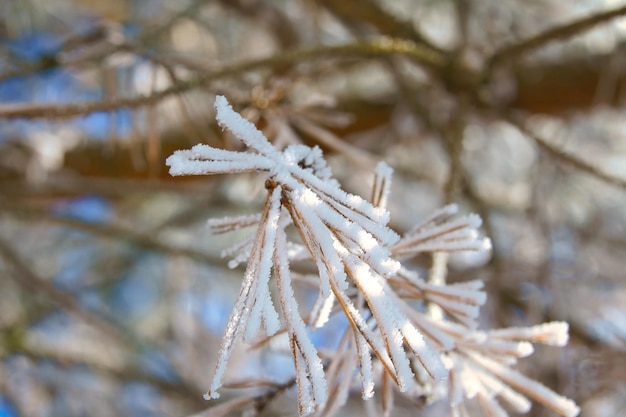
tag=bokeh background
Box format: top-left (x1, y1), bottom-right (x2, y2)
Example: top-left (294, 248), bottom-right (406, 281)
top-left (0, 0), bottom-right (625, 416)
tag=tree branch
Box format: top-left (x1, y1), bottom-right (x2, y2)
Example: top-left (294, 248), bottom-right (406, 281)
top-left (0, 38), bottom-right (446, 120)
top-left (316, 0), bottom-right (444, 54)
top-left (0, 202), bottom-right (224, 265)
top-left (489, 3), bottom-right (626, 66)
top-left (0, 235), bottom-right (131, 345)
top-left (513, 119), bottom-right (626, 190)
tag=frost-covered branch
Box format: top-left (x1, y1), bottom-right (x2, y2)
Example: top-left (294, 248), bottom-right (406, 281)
top-left (166, 95), bottom-right (580, 417)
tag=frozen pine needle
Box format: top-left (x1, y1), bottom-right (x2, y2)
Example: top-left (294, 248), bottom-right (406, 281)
top-left (166, 95), bottom-right (580, 417)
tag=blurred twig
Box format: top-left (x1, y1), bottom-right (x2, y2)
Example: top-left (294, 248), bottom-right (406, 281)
top-left (443, 98), bottom-right (469, 203)
top-left (2, 343), bottom-right (207, 409)
top-left (0, 203), bottom-right (224, 265)
top-left (0, 224), bottom-right (212, 410)
top-left (217, 0), bottom-right (301, 49)
top-left (0, 38), bottom-right (447, 120)
top-left (0, 235), bottom-right (130, 345)
top-left (0, 175), bottom-right (217, 199)
top-left (489, 3), bottom-right (626, 67)
top-left (513, 119), bottom-right (626, 190)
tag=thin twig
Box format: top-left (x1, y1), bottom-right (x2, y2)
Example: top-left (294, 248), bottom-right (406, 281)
top-left (0, 26), bottom-right (108, 83)
top-left (252, 377), bottom-right (298, 415)
top-left (317, 0), bottom-right (444, 55)
top-left (0, 235), bottom-right (130, 344)
top-left (0, 38), bottom-right (446, 120)
top-left (0, 203), bottom-right (224, 265)
top-left (514, 120), bottom-right (626, 190)
top-left (489, 3), bottom-right (626, 67)
top-left (3, 343), bottom-right (206, 408)
top-left (289, 114), bottom-right (379, 168)
top-left (0, 217), bottom-right (214, 406)
top-left (0, 0), bottom-right (210, 84)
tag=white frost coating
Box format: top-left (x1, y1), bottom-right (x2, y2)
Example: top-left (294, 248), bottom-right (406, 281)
top-left (328, 273), bottom-right (397, 378)
top-left (464, 336), bottom-right (534, 362)
top-left (310, 292), bottom-right (335, 328)
top-left (342, 245), bottom-right (443, 382)
top-left (297, 219), bottom-right (335, 296)
top-left (386, 288), bottom-right (448, 379)
top-left (165, 147), bottom-right (274, 176)
top-left (423, 281), bottom-right (487, 306)
top-left (290, 162), bottom-right (392, 227)
top-left (207, 213), bottom-right (262, 234)
top-left (167, 96), bottom-right (579, 417)
top-left (514, 341), bottom-right (534, 358)
top-left (470, 362), bottom-right (532, 413)
top-left (448, 366), bottom-right (465, 407)
top-left (293, 342), bottom-right (315, 416)
top-left (394, 213), bottom-right (486, 256)
top-left (328, 346), bottom-right (359, 415)
top-left (454, 279), bottom-right (485, 291)
top-left (289, 189), bottom-right (350, 293)
top-left (166, 155), bottom-right (273, 176)
top-left (206, 234), bottom-right (264, 399)
top-left (313, 254), bottom-right (334, 301)
top-left (256, 188), bottom-right (284, 337)
top-left (214, 95), bottom-right (279, 157)
top-left (489, 339), bottom-right (534, 359)
top-left (300, 187), bottom-right (322, 207)
top-left (396, 240), bottom-right (487, 255)
top-left (401, 303), bottom-right (456, 350)
top-left (468, 352), bottom-right (581, 417)
top-left (312, 199), bottom-right (359, 239)
top-left (356, 229), bottom-right (380, 252)
top-left (318, 189), bottom-right (399, 247)
top-left (310, 200), bottom-right (399, 277)
top-left (434, 296), bottom-right (480, 319)
top-left (476, 392), bottom-right (508, 417)
top-left (494, 379), bottom-right (532, 413)
top-left (461, 213), bottom-right (482, 230)
top-left (342, 253), bottom-right (415, 391)
top-left (186, 143), bottom-right (263, 161)
top-left (407, 203), bottom-right (459, 235)
top-left (458, 361), bottom-right (482, 399)
top-left (226, 244), bottom-right (252, 269)
top-left (354, 331), bottom-right (375, 399)
top-left (467, 363), bottom-right (503, 398)
top-left (286, 242), bottom-right (310, 261)
top-left (261, 292), bottom-right (281, 336)
top-left (220, 233), bottom-right (255, 258)
top-left (275, 227), bottom-right (328, 410)
top-left (283, 144), bottom-right (337, 185)
top-left (488, 322), bottom-right (569, 346)
top-left (372, 161), bottom-right (394, 208)
top-left (244, 186), bottom-right (282, 341)
top-left (400, 318), bottom-right (447, 380)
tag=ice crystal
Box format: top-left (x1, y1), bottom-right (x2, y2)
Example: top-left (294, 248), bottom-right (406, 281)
top-left (166, 95), bottom-right (580, 417)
